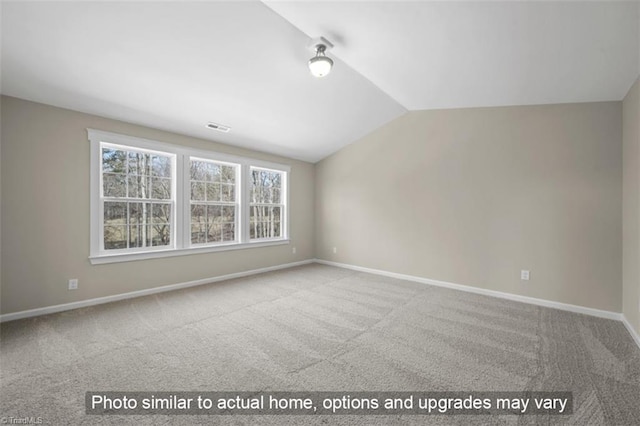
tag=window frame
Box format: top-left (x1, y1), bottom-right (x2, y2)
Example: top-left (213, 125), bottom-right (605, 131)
top-left (186, 156), bottom-right (241, 248)
top-left (249, 166), bottom-right (287, 242)
top-left (100, 142), bottom-right (177, 254)
top-left (88, 129), bottom-right (290, 264)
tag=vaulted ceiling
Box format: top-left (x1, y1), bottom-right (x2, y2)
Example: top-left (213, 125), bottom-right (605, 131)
top-left (2, 1), bottom-right (638, 163)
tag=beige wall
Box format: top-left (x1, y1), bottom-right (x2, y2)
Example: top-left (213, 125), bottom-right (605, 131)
top-left (316, 102), bottom-right (623, 312)
top-left (0, 96), bottom-right (3, 299)
top-left (0, 96), bottom-right (315, 314)
top-left (0, 95), bottom-right (631, 317)
top-left (623, 76), bottom-right (640, 334)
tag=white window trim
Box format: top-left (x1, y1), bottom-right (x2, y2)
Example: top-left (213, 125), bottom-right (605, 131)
top-left (186, 156), bottom-right (241, 247)
top-left (88, 129), bottom-right (290, 265)
top-left (99, 142), bottom-right (178, 254)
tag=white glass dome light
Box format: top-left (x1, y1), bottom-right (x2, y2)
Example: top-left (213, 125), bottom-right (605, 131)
top-left (308, 43), bottom-right (334, 78)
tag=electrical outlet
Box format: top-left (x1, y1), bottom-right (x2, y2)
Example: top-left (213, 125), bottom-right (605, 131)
top-left (68, 279), bottom-right (78, 290)
top-left (292, 246), bottom-right (297, 254)
top-left (520, 270), bottom-right (530, 281)
top-left (332, 247), bottom-right (337, 254)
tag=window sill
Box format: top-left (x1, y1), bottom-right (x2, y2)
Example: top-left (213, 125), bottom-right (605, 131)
top-left (89, 239), bottom-right (290, 265)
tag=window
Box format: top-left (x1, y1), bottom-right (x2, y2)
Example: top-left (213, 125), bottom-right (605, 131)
top-left (250, 167), bottom-right (285, 240)
top-left (88, 130), bottom-right (289, 264)
top-left (189, 159), bottom-right (238, 245)
top-left (101, 145), bottom-right (175, 252)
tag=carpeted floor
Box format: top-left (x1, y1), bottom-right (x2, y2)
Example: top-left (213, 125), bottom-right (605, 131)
top-left (1, 264), bottom-right (639, 425)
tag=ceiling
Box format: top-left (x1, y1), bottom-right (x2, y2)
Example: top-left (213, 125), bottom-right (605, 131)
top-left (2, 1), bottom-right (638, 163)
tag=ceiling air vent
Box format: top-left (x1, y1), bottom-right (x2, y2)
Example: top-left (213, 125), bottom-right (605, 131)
top-left (206, 122), bottom-right (231, 133)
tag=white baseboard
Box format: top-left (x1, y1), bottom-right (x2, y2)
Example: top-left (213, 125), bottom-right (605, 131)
top-left (3, 257), bottom-right (639, 352)
top-left (317, 259), bottom-right (640, 351)
top-left (314, 259), bottom-right (623, 321)
top-left (621, 315), bottom-right (640, 349)
top-left (0, 259), bottom-right (314, 323)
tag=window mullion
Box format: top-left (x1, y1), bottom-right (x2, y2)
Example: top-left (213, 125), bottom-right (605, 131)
top-left (91, 136), bottom-right (103, 257)
top-left (241, 163), bottom-right (250, 244)
top-left (126, 201), bottom-right (130, 249)
top-left (180, 153), bottom-right (190, 249)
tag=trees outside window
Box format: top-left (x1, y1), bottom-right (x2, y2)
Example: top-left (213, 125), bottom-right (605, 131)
top-left (250, 167), bottom-right (284, 240)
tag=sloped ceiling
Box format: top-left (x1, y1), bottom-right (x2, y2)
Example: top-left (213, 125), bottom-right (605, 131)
top-left (2, 1), bottom-right (638, 163)
top-left (266, 1), bottom-right (639, 110)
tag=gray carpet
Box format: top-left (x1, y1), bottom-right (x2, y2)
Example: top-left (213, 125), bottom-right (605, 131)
top-left (1, 264), bottom-right (639, 425)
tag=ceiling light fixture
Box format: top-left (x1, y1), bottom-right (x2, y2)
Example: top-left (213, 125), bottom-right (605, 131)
top-left (308, 37), bottom-right (334, 78)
